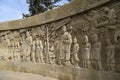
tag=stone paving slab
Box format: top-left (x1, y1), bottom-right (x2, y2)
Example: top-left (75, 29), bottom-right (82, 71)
top-left (0, 70), bottom-right (57, 80)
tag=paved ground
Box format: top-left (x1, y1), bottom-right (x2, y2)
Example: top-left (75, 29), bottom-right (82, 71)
top-left (0, 70), bottom-right (57, 80)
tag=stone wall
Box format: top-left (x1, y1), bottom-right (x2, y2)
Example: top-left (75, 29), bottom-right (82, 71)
top-left (0, 0), bottom-right (120, 80)
top-left (0, 61), bottom-right (119, 80)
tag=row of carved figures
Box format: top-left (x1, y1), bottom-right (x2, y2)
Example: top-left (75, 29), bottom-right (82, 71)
top-left (80, 34), bottom-right (115, 72)
top-left (0, 26), bottom-right (116, 72)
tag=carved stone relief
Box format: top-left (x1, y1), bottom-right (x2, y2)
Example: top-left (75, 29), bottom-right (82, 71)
top-left (0, 2), bottom-right (120, 73)
top-left (105, 38), bottom-right (116, 72)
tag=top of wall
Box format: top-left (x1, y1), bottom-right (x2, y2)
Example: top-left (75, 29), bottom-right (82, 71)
top-left (0, 0), bottom-right (110, 31)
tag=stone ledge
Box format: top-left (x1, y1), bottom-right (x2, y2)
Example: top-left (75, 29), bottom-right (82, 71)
top-left (0, 61), bottom-right (119, 80)
top-left (0, 0), bottom-right (110, 31)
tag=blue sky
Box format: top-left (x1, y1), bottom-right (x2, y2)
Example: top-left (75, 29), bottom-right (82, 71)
top-left (0, 0), bottom-right (68, 22)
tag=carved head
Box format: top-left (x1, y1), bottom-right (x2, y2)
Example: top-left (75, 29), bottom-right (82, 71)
top-left (73, 37), bottom-right (77, 43)
top-left (93, 34), bottom-right (99, 42)
top-left (5, 34), bottom-right (8, 39)
top-left (114, 30), bottom-right (120, 43)
top-left (84, 35), bottom-right (89, 43)
top-left (106, 38), bottom-right (111, 46)
top-left (26, 31), bottom-right (30, 36)
top-left (102, 7), bottom-right (110, 13)
top-left (32, 41), bottom-right (36, 46)
top-left (62, 26), bottom-right (67, 33)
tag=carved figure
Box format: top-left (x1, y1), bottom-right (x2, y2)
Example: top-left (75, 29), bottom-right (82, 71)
top-left (4, 34), bottom-right (11, 61)
top-left (35, 37), bottom-right (44, 63)
top-left (114, 30), bottom-right (120, 43)
top-left (43, 42), bottom-right (47, 63)
top-left (31, 39), bottom-right (36, 62)
top-left (54, 40), bottom-right (60, 65)
top-left (105, 39), bottom-right (116, 72)
top-left (85, 10), bottom-right (100, 29)
top-left (102, 7), bottom-right (116, 23)
top-left (59, 26), bottom-right (72, 66)
top-left (9, 38), bottom-right (13, 60)
top-left (91, 34), bottom-right (103, 70)
top-left (81, 35), bottom-right (91, 69)
top-left (25, 31), bottom-right (33, 61)
top-left (20, 35), bottom-right (28, 62)
top-left (71, 37), bottom-right (79, 67)
top-left (14, 38), bottom-right (20, 61)
top-left (11, 38), bottom-right (15, 61)
top-left (85, 7), bottom-right (117, 29)
top-left (49, 45), bottom-right (55, 64)
top-left (19, 37), bottom-right (23, 61)
top-left (26, 31), bottom-right (33, 46)
top-left (100, 7), bottom-right (117, 29)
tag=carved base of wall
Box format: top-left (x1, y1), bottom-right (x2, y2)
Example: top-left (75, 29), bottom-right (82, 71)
top-left (0, 61), bottom-right (119, 80)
